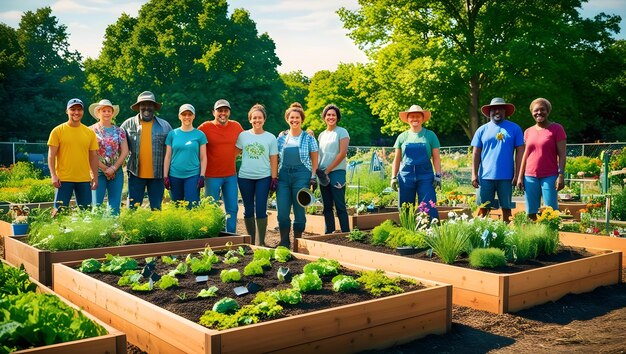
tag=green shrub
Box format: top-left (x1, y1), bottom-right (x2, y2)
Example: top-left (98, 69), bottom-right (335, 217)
top-left (469, 248), bottom-right (507, 268)
top-left (385, 227), bottom-right (427, 249)
top-left (348, 228), bottom-right (366, 242)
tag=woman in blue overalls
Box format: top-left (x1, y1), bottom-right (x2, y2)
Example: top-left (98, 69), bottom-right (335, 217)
top-left (391, 105), bottom-right (442, 220)
top-left (276, 103), bottom-right (319, 249)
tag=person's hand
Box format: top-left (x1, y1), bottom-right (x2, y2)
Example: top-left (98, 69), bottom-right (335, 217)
top-left (197, 176), bottom-right (205, 189)
top-left (390, 177), bottom-right (398, 191)
top-left (432, 173), bottom-right (442, 190)
top-left (104, 166), bottom-right (116, 179)
top-left (51, 175), bottom-right (61, 188)
top-left (556, 174), bottom-right (565, 191)
top-left (269, 177), bottom-right (279, 192)
top-left (90, 177), bottom-right (98, 190)
top-left (164, 176), bottom-right (171, 190)
top-left (316, 168), bottom-right (330, 187)
top-left (516, 177), bottom-right (524, 191)
top-left (309, 177), bottom-right (318, 192)
top-left (471, 173), bottom-right (479, 188)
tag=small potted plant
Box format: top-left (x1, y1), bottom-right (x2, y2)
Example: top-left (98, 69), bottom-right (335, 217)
top-left (8, 205), bottom-right (29, 235)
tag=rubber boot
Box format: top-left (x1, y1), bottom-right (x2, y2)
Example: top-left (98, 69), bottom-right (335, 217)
top-left (244, 217), bottom-right (256, 245)
top-left (256, 217), bottom-right (268, 247)
top-left (279, 227), bottom-right (291, 248)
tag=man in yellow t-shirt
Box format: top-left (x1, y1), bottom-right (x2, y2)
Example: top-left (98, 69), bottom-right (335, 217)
top-left (47, 98), bottom-right (99, 211)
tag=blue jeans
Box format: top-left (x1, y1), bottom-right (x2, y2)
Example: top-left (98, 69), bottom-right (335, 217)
top-left (96, 171), bottom-right (124, 215)
top-left (398, 164), bottom-right (439, 220)
top-left (524, 175), bottom-right (558, 214)
top-left (238, 176), bottom-right (271, 219)
top-left (127, 173), bottom-right (164, 210)
top-left (319, 170), bottom-right (349, 233)
top-left (205, 175), bottom-right (238, 233)
top-left (276, 165), bottom-right (310, 232)
top-left (54, 181), bottom-right (91, 210)
top-left (170, 175), bottom-right (200, 208)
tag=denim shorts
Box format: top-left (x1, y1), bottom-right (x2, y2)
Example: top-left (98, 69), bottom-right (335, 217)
top-left (477, 179), bottom-right (513, 209)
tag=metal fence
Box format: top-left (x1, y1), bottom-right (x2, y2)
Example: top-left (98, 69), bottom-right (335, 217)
top-left (2, 141), bottom-right (625, 176)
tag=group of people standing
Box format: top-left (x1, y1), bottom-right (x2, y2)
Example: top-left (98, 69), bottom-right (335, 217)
top-left (47, 91), bottom-right (565, 249)
top-left (47, 92), bottom-right (352, 249)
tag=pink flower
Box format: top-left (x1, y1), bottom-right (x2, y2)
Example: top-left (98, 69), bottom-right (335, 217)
top-left (429, 200), bottom-right (437, 208)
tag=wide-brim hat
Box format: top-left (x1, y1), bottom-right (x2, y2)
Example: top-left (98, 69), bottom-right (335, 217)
top-left (481, 97), bottom-right (515, 118)
top-left (399, 105), bottom-right (431, 123)
top-left (131, 91), bottom-right (162, 112)
top-left (89, 99), bottom-right (120, 120)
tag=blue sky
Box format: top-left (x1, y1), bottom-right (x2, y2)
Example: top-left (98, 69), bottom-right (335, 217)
top-left (0, 0), bottom-right (624, 77)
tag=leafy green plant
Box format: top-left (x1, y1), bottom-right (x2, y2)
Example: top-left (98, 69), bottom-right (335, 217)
top-left (425, 222), bottom-right (471, 264)
top-left (357, 269), bottom-right (405, 297)
top-left (0, 263), bottom-right (37, 296)
top-left (167, 262), bottom-right (189, 277)
top-left (220, 269), bottom-right (242, 282)
top-left (331, 275), bottom-right (360, 292)
top-left (244, 258), bottom-right (271, 276)
top-left (99, 254), bottom-right (138, 275)
top-left (223, 256), bottom-right (240, 265)
top-left (565, 155), bottom-right (601, 178)
top-left (0, 292), bottom-right (107, 353)
top-left (302, 258), bottom-right (341, 276)
top-left (131, 282), bottom-right (154, 292)
top-left (385, 227), bottom-right (427, 249)
top-left (117, 270), bottom-right (142, 286)
top-left (161, 255), bottom-right (179, 265)
top-left (267, 288), bottom-right (302, 305)
top-left (197, 286), bottom-right (219, 298)
top-left (253, 248), bottom-right (273, 261)
top-left (468, 248), bottom-right (507, 268)
top-left (291, 272), bottom-right (323, 292)
top-left (78, 258), bottom-right (101, 273)
top-left (158, 275), bottom-right (179, 290)
top-left (212, 297), bottom-right (239, 314)
top-left (398, 202), bottom-right (418, 231)
top-left (187, 254), bottom-right (216, 275)
top-left (371, 219), bottom-right (396, 245)
top-left (517, 223), bottom-right (559, 256)
top-left (348, 228), bottom-right (366, 242)
top-left (273, 246), bottom-right (291, 262)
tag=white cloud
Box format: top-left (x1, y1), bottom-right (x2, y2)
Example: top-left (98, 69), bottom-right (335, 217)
top-left (0, 10), bottom-right (22, 24)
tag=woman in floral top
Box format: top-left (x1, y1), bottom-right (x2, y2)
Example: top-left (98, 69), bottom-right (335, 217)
top-left (89, 99), bottom-right (129, 215)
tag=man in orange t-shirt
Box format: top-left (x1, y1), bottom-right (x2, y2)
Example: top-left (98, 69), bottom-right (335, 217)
top-left (198, 99), bottom-right (243, 232)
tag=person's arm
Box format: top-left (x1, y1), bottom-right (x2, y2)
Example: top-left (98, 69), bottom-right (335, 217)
top-left (513, 145), bottom-right (525, 186)
top-left (270, 154), bottom-right (278, 179)
top-left (113, 137), bottom-right (129, 172)
top-left (432, 148), bottom-right (441, 175)
top-left (48, 145), bottom-right (60, 188)
top-left (310, 151), bottom-right (319, 175)
top-left (556, 139), bottom-right (567, 191)
top-left (471, 147), bottom-right (482, 188)
top-left (324, 137), bottom-right (349, 174)
top-left (199, 143), bottom-right (207, 177)
top-left (89, 150), bottom-right (99, 190)
top-left (164, 145), bottom-right (172, 178)
top-left (516, 148), bottom-right (528, 190)
top-left (391, 148), bottom-right (402, 178)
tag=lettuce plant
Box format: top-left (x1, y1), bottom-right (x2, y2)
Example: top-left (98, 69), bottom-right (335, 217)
top-left (291, 272), bottom-right (322, 292)
top-left (331, 275), bottom-right (360, 292)
top-left (220, 269), bottom-right (241, 283)
top-left (212, 297), bottom-right (239, 313)
top-left (273, 246), bottom-right (291, 262)
top-left (302, 258), bottom-right (341, 276)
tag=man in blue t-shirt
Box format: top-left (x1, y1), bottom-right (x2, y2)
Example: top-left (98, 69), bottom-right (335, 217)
top-left (471, 98), bottom-right (524, 222)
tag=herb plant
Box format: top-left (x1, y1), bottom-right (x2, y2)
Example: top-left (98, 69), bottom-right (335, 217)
top-left (468, 248), bottom-right (507, 268)
top-left (425, 222), bottom-right (471, 264)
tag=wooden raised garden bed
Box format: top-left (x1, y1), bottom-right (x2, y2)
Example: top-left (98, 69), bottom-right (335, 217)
top-left (295, 235), bottom-right (622, 314)
top-left (560, 231), bottom-right (626, 265)
top-left (1, 259), bottom-right (126, 354)
top-left (265, 209), bottom-right (400, 233)
top-left (4, 232), bottom-right (250, 286)
top-left (52, 246), bottom-right (452, 354)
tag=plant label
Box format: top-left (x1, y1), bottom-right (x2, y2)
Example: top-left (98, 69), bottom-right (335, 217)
top-left (233, 286), bottom-right (249, 296)
top-left (195, 275), bottom-right (209, 283)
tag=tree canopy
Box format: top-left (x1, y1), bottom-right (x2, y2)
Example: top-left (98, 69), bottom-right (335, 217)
top-left (338, 0), bottom-right (624, 142)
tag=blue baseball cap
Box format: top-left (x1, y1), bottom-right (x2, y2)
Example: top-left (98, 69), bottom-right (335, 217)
top-left (66, 98), bottom-right (84, 110)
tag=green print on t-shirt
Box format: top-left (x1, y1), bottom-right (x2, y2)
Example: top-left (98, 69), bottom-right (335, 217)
top-left (245, 142), bottom-right (265, 159)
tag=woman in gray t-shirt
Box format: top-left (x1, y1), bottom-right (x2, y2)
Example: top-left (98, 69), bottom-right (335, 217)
top-left (317, 104), bottom-right (350, 233)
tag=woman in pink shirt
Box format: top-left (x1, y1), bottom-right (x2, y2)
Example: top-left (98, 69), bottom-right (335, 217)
top-left (516, 98), bottom-right (567, 220)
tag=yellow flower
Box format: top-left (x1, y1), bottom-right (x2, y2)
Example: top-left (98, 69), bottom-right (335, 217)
top-left (199, 226), bottom-right (208, 233)
top-left (496, 132), bottom-right (504, 140)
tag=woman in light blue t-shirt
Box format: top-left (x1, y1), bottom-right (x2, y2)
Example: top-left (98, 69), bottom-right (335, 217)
top-left (317, 104), bottom-right (350, 233)
top-left (163, 104), bottom-right (207, 208)
top-left (236, 104), bottom-right (278, 246)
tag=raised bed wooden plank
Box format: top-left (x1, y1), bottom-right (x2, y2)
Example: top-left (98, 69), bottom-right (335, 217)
top-left (4, 233), bottom-right (250, 286)
top-left (295, 236), bottom-right (622, 314)
top-left (560, 231), bottom-right (626, 265)
top-left (52, 247), bottom-right (452, 354)
top-left (1, 259), bottom-right (126, 354)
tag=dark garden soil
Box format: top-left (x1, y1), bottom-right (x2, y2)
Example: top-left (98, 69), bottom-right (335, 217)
top-left (85, 246), bottom-right (424, 326)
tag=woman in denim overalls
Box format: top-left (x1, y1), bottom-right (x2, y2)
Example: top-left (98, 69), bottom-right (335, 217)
top-left (276, 103), bottom-right (319, 249)
top-left (391, 105), bottom-right (442, 220)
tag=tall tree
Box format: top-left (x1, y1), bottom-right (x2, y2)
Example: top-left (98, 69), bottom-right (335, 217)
top-left (338, 0), bottom-right (622, 141)
top-left (85, 0), bottom-right (285, 133)
top-left (280, 71), bottom-right (310, 109)
top-left (304, 63), bottom-right (380, 146)
top-left (0, 7), bottom-right (85, 141)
